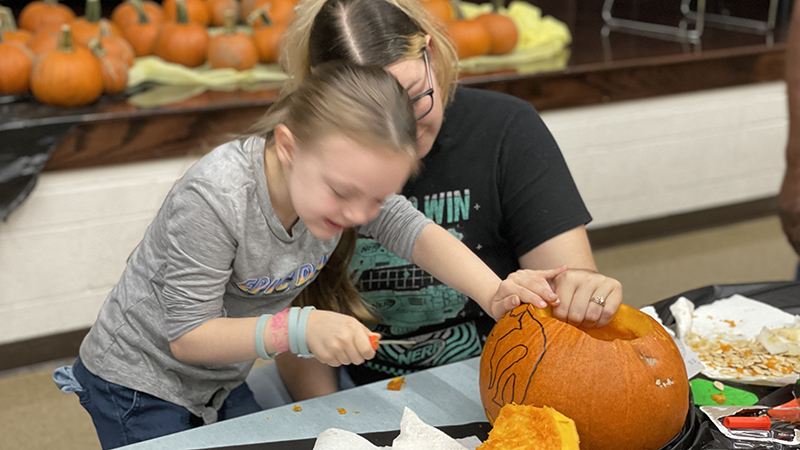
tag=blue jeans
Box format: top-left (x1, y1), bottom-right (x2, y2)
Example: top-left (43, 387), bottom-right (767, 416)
top-left (57, 357), bottom-right (261, 450)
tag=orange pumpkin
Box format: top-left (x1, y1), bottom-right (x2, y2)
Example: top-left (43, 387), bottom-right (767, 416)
top-left (31, 25), bottom-right (104, 106)
top-left (71, 0), bottom-right (124, 46)
top-left (249, 8), bottom-right (285, 64)
top-left (1, 7), bottom-right (33, 44)
top-left (163, 0), bottom-right (211, 26)
top-left (89, 37), bottom-right (129, 95)
top-left (418, 0), bottom-right (453, 23)
top-left (154, 0), bottom-right (209, 67)
top-left (18, 0), bottom-right (75, 33)
top-left (242, 0), bottom-right (294, 25)
top-left (445, 19), bottom-right (490, 59)
top-left (207, 0), bottom-right (239, 27)
top-left (475, 12), bottom-right (517, 55)
top-left (98, 20), bottom-right (135, 66)
top-left (207, 9), bottom-right (257, 70)
top-left (0, 32), bottom-right (34, 95)
top-left (110, 0), bottom-right (164, 31)
top-left (27, 23), bottom-right (63, 55)
top-left (122, 0), bottom-right (161, 56)
top-left (479, 304), bottom-right (689, 450)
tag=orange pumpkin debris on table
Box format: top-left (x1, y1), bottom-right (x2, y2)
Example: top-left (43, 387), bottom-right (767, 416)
top-left (207, 0), bottom-right (240, 27)
top-left (475, 11), bottom-right (517, 55)
top-left (477, 404), bottom-right (579, 450)
top-left (249, 8), bottom-right (286, 64)
top-left (155, 0), bottom-right (209, 67)
top-left (386, 376), bottom-right (405, 391)
top-left (122, 0), bottom-right (161, 56)
top-left (0, 31), bottom-right (34, 95)
top-left (89, 37), bottom-right (129, 95)
top-left (31, 24), bottom-right (104, 106)
top-left (110, 0), bottom-right (164, 31)
top-left (71, 0), bottom-right (124, 46)
top-left (207, 9), bottom-right (258, 70)
top-left (163, 0), bottom-right (211, 26)
top-left (418, 0), bottom-right (453, 23)
top-left (27, 23), bottom-right (63, 56)
top-left (479, 303), bottom-right (689, 450)
top-left (18, 0), bottom-right (75, 33)
top-left (1, 7), bottom-right (33, 45)
top-left (445, 18), bottom-right (490, 59)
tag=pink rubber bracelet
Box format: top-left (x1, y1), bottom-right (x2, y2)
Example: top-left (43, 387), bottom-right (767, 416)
top-left (271, 308), bottom-right (290, 353)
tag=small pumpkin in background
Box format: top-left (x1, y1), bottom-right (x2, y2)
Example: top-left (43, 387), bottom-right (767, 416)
top-left (110, 0), bottom-right (164, 31)
top-left (249, 8), bottom-right (285, 64)
top-left (445, 18), bottom-right (490, 59)
top-left (71, 0), bottom-right (124, 46)
top-left (242, 0), bottom-right (294, 26)
top-left (98, 19), bottom-right (135, 66)
top-left (18, 0), bottom-right (75, 33)
top-left (475, 0), bottom-right (517, 55)
top-left (1, 7), bottom-right (33, 45)
top-left (163, 0), bottom-right (211, 26)
top-left (31, 24), bottom-right (104, 106)
top-left (479, 303), bottom-right (689, 450)
top-left (27, 23), bottom-right (63, 56)
top-left (207, 9), bottom-right (257, 70)
top-left (418, 0), bottom-right (453, 24)
top-left (207, 0), bottom-right (239, 27)
top-left (155, 0), bottom-right (209, 67)
top-left (89, 36), bottom-right (129, 95)
top-left (122, 0), bottom-right (161, 56)
top-left (0, 31), bottom-right (35, 95)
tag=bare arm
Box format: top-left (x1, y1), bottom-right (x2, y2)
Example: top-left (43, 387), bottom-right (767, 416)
top-left (780, 0), bottom-right (800, 255)
top-left (275, 352), bottom-right (339, 401)
top-left (170, 316), bottom-right (270, 366)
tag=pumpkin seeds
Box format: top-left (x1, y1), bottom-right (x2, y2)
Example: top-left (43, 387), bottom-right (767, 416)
top-left (688, 334), bottom-right (797, 380)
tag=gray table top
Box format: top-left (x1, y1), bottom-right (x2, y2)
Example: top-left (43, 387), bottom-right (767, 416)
top-left (121, 357), bottom-right (486, 450)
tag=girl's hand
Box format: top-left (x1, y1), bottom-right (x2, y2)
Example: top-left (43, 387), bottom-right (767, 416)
top-left (550, 269), bottom-right (623, 328)
top-left (489, 266), bottom-right (568, 320)
top-left (305, 310), bottom-right (378, 367)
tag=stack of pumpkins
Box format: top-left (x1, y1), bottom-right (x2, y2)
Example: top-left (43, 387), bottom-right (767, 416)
top-left (419, 0), bottom-right (518, 59)
top-left (0, 0), bottom-right (294, 106)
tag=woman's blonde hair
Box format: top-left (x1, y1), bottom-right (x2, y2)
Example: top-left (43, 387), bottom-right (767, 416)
top-left (247, 61), bottom-right (418, 322)
top-left (280, 0), bottom-right (459, 107)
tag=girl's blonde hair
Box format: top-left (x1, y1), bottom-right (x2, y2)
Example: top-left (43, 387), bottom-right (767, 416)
top-left (280, 0), bottom-right (459, 107)
top-left (248, 61), bottom-right (418, 322)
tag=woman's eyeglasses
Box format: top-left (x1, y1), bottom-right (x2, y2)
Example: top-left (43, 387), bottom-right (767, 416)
top-left (410, 49), bottom-right (434, 121)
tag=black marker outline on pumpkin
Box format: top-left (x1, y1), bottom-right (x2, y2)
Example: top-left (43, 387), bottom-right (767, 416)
top-left (486, 306), bottom-right (547, 408)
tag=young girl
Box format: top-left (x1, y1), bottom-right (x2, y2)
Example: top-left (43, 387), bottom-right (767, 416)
top-left (272, 0), bottom-right (624, 395)
top-left (54, 62), bottom-right (564, 449)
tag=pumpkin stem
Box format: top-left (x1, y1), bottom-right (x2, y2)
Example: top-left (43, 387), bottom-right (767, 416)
top-left (223, 8), bottom-right (237, 34)
top-left (98, 19), bottom-right (113, 37)
top-left (129, 0), bottom-right (150, 24)
top-left (85, 0), bottom-right (102, 23)
top-left (448, 0), bottom-right (463, 20)
top-left (88, 35), bottom-right (106, 56)
top-left (248, 7), bottom-right (272, 28)
top-left (175, 0), bottom-right (189, 24)
top-left (57, 24), bottom-right (76, 52)
top-left (490, 0), bottom-right (503, 13)
top-left (0, 6), bottom-right (18, 33)
top-left (44, 0), bottom-right (59, 5)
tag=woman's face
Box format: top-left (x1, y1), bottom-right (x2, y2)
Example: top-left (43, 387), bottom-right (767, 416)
top-left (386, 51), bottom-right (444, 159)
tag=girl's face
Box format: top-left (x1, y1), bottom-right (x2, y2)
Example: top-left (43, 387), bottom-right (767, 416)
top-left (280, 131), bottom-right (415, 240)
top-left (386, 48), bottom-right (444, 159)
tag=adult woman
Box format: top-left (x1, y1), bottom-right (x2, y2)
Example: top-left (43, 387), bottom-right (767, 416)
top-left (270, 0), bottom-right (623, 397)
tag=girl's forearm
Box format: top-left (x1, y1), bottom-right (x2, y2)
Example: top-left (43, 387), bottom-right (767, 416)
top-left (170, 316), bottom-right (277, 366)
top-left (411, 223), bottom-right (501, 314)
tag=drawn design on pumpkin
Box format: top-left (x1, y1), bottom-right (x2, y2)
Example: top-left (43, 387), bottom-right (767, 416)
top-left (484, 306), bottom-right (547, 414)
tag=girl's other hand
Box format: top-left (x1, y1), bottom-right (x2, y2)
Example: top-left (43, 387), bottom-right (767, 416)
top-left (305, 310), bottom-right (378, 367)
top-left (489, 266), bottom-right (568, 320)
top-left (550, 269), bottom-right (623, 328)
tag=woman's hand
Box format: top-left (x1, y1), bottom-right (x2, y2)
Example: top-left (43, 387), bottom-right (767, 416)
top-left (488, 266), bottom-right (568, 320)
top-left (549, 269), bottom-right (622, 328)
top-left (305, 310), bottom-right (378, 367)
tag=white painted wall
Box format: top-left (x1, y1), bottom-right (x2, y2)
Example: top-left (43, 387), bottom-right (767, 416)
top-left (0, 81), bottom-right (788, 345)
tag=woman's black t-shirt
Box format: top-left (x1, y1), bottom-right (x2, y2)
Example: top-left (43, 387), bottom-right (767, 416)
top-left (345, 87), bottom-right (592, 384)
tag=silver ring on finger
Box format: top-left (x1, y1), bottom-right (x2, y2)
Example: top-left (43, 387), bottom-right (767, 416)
top-left (590, 296), bottom-right (606, 306)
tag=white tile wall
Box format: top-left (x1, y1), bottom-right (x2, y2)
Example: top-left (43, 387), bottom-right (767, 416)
top-left (0, 81), bottom-right (789, 344)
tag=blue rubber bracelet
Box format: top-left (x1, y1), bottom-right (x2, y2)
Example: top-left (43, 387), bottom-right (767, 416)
top-left (255, 314), bottom-right (273, 360)
top-left (288, 307), bottom-right (301, 354)
top-left (297, 306), bottom-right (316, 357)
